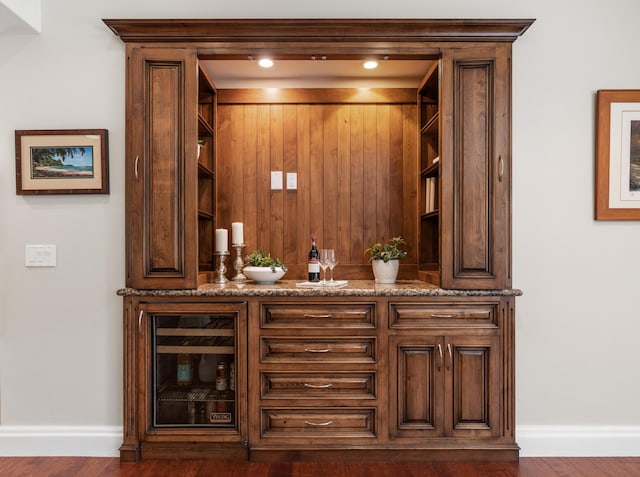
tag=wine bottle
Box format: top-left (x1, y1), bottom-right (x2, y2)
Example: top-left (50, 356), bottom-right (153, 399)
top-left (308, 235), bottom-right (320, 282)
top-left (177, 353), bottom-right (193, 386)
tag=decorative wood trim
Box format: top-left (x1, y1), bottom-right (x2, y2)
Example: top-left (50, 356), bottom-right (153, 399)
top-left (103, 19), bottom-right (534, 44)
top-left (217, 88), bottom-right (417, 105)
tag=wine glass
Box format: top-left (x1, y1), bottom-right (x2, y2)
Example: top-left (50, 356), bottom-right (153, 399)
top-left (327, 249), bottom-right (338, 282)
top-left (318, 249), bottom-right (330, 284)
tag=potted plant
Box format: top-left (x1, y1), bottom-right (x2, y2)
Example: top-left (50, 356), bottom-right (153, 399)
top-left (243, 249), bottom-right (287, 284)
top-left (365, 236), bottom-right (407, 284)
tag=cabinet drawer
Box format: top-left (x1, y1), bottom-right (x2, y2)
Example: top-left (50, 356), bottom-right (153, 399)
top-left (261, 372), bottom-right (376, 399)
top-left (389, 303), bottom-right (498, 329)
top-left (261, 408), bottom-right (376, 439)
top-left (260, 338), bottom-right (375, 363)
top-left (261, 303), bottom-right (375, 329)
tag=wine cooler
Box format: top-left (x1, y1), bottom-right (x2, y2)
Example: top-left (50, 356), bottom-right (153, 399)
top-left (151, 307), bottom-right (241, 428)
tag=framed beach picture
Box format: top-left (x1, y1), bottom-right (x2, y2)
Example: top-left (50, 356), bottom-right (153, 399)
top-left (15, 129), bottom-right (109, 195)
top-left (595, 90), bottom-right (640, 220)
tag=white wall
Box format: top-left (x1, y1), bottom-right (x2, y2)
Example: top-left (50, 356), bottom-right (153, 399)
top-left (1, 0), bottom-right (639, 458)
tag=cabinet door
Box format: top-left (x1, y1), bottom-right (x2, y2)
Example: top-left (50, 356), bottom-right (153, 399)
top-left (389, 335), bottom-right (444, 438)
top-left (138, 302), bottom-right (247, 447)
top-left (445, 335), bottom-right (501, 438)
top-left (439, 45), bottom-right (512, 289)
top-left (389, 334), bottom-right (501, 440)
top-left (127, 48), bottom-right (198, 289)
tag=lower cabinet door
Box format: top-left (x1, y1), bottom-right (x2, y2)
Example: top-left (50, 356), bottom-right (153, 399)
top-left (446, 335), bottom-right (501, 438)
top-left (389, 333), bottom-right (501, 440)
top-left (389, 335), bottom-right (445, 438)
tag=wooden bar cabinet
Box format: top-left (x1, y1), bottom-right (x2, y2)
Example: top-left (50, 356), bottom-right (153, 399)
top-left (107, 18), bottom-right (532, 463)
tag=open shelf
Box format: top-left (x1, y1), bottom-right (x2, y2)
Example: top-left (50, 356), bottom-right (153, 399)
top-left (418, 62), bottom-right (440, 284)
top-left (198, 63), bottom-right (217, 277)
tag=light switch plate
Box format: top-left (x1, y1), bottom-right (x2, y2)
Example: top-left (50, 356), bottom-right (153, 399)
top-left (271, 171), bottom-right (283, 190)
top-left (286, 172), bottom-right (297, 190)
top-left (25, 244), bottom-right (57, 267)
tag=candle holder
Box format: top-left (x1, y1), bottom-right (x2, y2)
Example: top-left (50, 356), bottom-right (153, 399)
top-left (231, 243), bottom-right (246, 282)
top-left (214, 251), bottom-right (230, 284)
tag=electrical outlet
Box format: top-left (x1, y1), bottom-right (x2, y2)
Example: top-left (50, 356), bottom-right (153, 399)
top-left (25, 244), bottom-right (57, 267)
top-left (271, 171), bottom-right (283, 190)
top-left (286, 172), bottom-right (297, 190)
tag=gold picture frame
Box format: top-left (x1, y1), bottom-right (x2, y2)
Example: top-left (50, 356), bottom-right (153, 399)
top-left (15, 129), bottom-right (109, 195)
top-left (595, 90), bottom-right (640, 220)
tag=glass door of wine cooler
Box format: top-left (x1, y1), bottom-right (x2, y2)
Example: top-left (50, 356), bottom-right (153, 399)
top-left (150, 307), bottom-right (241, 429)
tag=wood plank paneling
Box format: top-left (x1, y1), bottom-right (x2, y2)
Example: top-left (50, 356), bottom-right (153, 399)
top-left (283, 104), bottom-right (299, 265)
top-left (323, 105), bottom-right (339, 250)
top-left (269, 105), bottom-right (284, 259)
top-left (217, 91), bottom-right (417, 279)
top-left (243, 105), bottom-right (258, 249)
top-left (402, 104), bottom-right (418, 266)
top-left (256, 105), bottom-right (271, 251)
top-left (362, 104), bottom-right (378, 271)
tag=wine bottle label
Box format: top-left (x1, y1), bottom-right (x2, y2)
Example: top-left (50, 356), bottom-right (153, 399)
top-left (308, 262), bottom-right (320, 273)
top-left (177, 364), bottom-right (192, 384)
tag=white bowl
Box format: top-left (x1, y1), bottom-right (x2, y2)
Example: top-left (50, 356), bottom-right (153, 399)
top-left (243, 266), bottom-right (286, 284)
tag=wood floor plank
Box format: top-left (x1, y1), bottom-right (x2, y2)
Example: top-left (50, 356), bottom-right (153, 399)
top-left (0, 457), bottom-right (639, 477)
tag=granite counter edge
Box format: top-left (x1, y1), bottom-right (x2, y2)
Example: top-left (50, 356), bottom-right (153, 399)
top-left (116, 285), bottom-right (523, 298)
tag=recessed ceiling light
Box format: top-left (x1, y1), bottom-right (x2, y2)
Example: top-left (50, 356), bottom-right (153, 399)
top-left (363, 60), bottom-right (378, 70)
top-left (258, 58), bottom-right (274, 68)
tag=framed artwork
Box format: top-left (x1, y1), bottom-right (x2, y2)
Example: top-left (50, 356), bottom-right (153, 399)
top-left (15, 129), bottom-right (109, 195)
top-left (595, 90), bottom-right (640, 220)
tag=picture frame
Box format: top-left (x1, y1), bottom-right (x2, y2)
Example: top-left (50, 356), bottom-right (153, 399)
top-left (15, 129), bottom-right (109, 195)
top-left (595, 90), bottom-right (640, 220)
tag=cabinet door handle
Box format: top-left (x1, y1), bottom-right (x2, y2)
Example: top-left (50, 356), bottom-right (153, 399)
top-left (303, 314), bottom-right (333, 319)
top-left (437, 344), bottom-right (443, 371)
top-left (304, 420), bottom-right (333, 427)
top-left (446, 343), bottom-right (453, 370)
top-left (431, 313), bottom-right (455, 318)
top-left (138, 310), bottom-right (144, 330)
top-left (134, 155), bottom-right (140, 180)
top-left (304, 383), bottom-right (333, 389)
top-left (498, 155), bottom-right (504, 182)
top-left (304, 348), bottom-right (331, 353)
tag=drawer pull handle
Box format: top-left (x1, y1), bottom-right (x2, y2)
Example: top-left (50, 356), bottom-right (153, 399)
top-left (138, 310), bottom-right (144, 330)
top-left (134, 155), bottom-right (140, 180)
top-left (304, 420), bottom-right (333, 427)
top-left (304, 348), bottom-right (331, 353)
top-left (498, 155), bottom-right (504, 182)
top-left (431, 313), bottom-right (455, 318)
top-left (447, 343), bottom-right (453, 370)
top-left (304, 383), bottom-right (333, 389)
top-left (303, 314), bottom-right (333, 318)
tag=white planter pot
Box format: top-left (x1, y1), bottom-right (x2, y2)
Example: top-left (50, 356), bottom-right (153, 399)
top-left (371, 259), bottom-right (400, 284)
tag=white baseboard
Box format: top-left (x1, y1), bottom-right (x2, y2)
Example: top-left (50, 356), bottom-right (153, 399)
top-left (0, 426), bottom-right (121, 457)
top-left (1, 424), bottom-right (639, 457)
top-left (518, 425), bottom-right (640, 457)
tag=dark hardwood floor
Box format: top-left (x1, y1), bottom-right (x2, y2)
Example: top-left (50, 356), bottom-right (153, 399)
top-left (0, 457), bottom-right (639, 477)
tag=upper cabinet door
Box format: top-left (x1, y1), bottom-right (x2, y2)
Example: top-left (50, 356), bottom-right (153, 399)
top-left (439, 45), bottom-right (512, 290)
top-left (127, 48), bottom-right (198, 289)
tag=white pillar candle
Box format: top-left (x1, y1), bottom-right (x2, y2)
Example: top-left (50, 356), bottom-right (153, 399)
top-left (215, 228), bottom-right (228, 252)
top-left (232, 222), bottom-right (244, 245)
